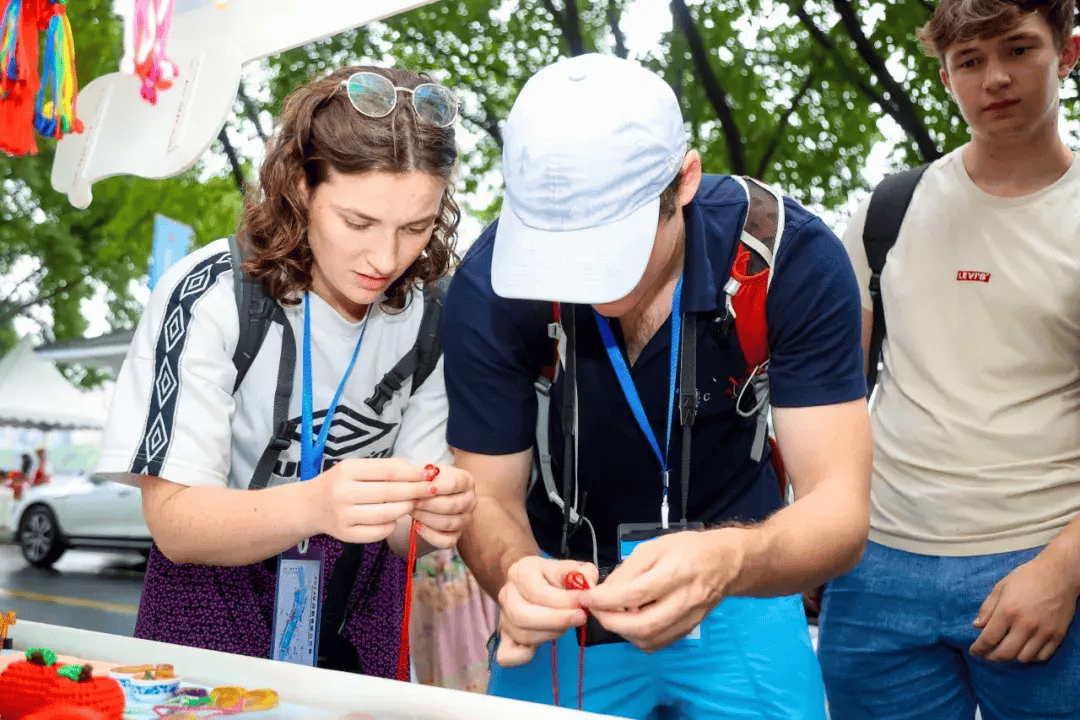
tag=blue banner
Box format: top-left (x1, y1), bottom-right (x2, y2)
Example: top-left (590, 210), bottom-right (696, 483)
top-left (148, 215), bottom-right (194, 291)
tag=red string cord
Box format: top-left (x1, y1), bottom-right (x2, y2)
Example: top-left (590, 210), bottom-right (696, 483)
top-left (398, 464), bottom-right (439, 681)
top-left (552, 571), bottom-right (589, 710)
top-left (397, 519), bottom-right (419, 681)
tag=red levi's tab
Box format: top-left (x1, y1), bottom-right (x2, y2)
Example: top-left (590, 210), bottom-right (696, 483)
top-left (956, 270), bottom-right (992, 283)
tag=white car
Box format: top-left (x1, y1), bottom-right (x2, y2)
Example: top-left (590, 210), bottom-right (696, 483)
top-left (8, 474), bottom-right (151, 568)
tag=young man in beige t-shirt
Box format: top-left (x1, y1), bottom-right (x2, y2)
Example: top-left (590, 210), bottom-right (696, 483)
top-left (819, 1), bottom-right (1080, 718)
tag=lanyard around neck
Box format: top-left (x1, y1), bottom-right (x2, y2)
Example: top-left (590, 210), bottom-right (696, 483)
top-left (300, 293), bottom-right (367, 482)
top-left (592, 275), bottom-right (683, 528)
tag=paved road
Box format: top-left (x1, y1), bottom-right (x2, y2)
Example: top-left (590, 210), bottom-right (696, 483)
top-left (0, 541), bottom-right (144, 636)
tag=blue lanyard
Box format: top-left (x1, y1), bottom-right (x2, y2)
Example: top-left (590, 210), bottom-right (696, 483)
top-left (299, 293), bottom-right (367, 482)
top-left (593, 275), bottom-right (683, 527)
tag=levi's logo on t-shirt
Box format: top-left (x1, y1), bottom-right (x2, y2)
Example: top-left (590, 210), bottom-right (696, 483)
top-left (956, 270), bottom-right (991, 283)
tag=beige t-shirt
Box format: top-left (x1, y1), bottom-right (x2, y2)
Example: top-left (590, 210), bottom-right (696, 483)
top-left (844, 147), bottom-right (1080, 556)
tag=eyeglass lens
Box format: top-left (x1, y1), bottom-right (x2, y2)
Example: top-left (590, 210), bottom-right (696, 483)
top-left (346, 72), bottom-right (457, 128)
top-left (346, 73), bottom-right (396, 118)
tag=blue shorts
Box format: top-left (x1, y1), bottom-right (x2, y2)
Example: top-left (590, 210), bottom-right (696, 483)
top-left (488, 594), bottom-right (826, 719)
top-left (818, 541), bottom-right (1080, 720)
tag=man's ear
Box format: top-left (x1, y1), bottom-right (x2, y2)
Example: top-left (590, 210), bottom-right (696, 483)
top-left (677, 150), bottom-right (703, 208)
top-left (939, 66), bottom-right (954, 98)
top-left (1058, 33), bottom-right (1080, 79)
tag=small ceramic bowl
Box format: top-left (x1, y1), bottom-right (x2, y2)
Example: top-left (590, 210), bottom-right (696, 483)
top-left (109, 666), bottom-right (181, 707)
top-left (125, 675), bottom-right (183, 706)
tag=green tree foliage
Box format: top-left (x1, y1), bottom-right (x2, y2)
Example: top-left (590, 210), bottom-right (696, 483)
top-left (0, 0), bottom-right (243, 368)
top-left (261, 0), bottom-right (1079, 215)
top-left (4, 0), bottom-right (1080, 374)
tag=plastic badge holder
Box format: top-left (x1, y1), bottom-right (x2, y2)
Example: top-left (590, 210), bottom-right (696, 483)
top-left (50, 0), bottom-right (440, 209)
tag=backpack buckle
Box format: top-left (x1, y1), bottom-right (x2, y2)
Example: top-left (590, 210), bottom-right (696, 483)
top-left (364, 379), bottom-right (399, 415)
top-left (269, 422), bottom-right (292, 451)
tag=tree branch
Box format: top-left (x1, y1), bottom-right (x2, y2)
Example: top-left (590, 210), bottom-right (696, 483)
top-left (562, 0), bottom-right (587, 56)
top-left (792, 5), bottom-right (894, 113)
top-left (670, 0), bottom-right (745, 174)
top-left (541, 0), bottom-right (587, 55)
top-left (217, 128), bottom-right (246, 193)
top-left (0, 263), bottom-right (47, 308)
top-left (460, 108), bottom-right (503, 148)
top-left (756, 72), bottom-right (815, 179)
top-left (608, 0), bottom-right (628, 59)
top-left (237, 81), bottom-right (268, 142)
top-left (0, 277), bottom-right (81, 326)
top-left (831, 0), bottom-right (941, 160)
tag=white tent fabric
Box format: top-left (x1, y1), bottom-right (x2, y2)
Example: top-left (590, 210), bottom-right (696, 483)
top-left (0, 338), bottom-right (107, 430)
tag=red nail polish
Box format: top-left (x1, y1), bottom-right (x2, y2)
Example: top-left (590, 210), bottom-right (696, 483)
top-left (428, 484), bottom-right (438, 495)
top-left (423, 463), bottom-right (440, 481)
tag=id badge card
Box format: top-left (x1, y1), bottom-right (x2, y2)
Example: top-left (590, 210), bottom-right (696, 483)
top-left (617, 521), bottom-right (706, 644)
top-left (271, 541), bottom-right (324, 666)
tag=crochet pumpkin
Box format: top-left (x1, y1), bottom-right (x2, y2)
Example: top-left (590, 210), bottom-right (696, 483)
top-left (0, 648), bottom-right (60, 720)
top-left (23, 706), bottom-right (111, 720)
top-left (47, 664), bottom-right (125, 720)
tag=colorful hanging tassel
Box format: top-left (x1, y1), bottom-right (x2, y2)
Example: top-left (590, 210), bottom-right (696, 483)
top-left (123, 0), bottom-right (176, 105)
top-left (0, 0), bottom-right (42, 155)
top-left (33, 0), bottom-right (82, 140)
top-left (0, 0), bottom-right (24, 99)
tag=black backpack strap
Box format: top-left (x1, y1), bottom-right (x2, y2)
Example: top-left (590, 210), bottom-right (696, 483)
top-left (559, 304), bottom-right (577, 559)
top-left (364, 275), bottom-right (452, 415)
top-left (863, 163), bottom-right (930, 394)
top-left (229, 235), bottom-right (276, 394)
top-left (247, 301), bottom-right (297, 491)
top-left (678, 313), bottom-right (697, 524)
top-left (316, 542), bottom-right (366, 673)
top-left (227, 235), bottom-right (297, 491)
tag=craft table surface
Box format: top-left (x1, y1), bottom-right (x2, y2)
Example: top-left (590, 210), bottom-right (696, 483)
top-left (5, 620), bottom-right (618, 719)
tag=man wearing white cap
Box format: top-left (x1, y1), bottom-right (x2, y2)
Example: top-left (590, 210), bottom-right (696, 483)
top-left (444, 53), bottom-right (872, 718)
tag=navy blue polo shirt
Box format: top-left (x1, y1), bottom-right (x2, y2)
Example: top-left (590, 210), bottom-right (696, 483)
top-left (444, 175), bottom-right (865, 567)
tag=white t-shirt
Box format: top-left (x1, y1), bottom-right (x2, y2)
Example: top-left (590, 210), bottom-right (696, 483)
top-left (97, 238), bottom-right (451, 489)
top-left (844, 147), bottom-right (1080, 556)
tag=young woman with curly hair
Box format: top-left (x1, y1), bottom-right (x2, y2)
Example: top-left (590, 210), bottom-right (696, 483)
top-left (96, 66), bottom-right (476, 678)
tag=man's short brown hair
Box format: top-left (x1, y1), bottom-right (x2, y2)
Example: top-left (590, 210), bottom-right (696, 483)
top-left (658, 169), bottom-right (686, 220)
top-left (918, 0), bottom-right (1076, 60)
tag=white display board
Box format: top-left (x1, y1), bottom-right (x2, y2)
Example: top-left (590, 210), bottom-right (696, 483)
top-left (51, 0), bottom-right (441, 208)
top-left (9, 620), bottom-right (618, 719)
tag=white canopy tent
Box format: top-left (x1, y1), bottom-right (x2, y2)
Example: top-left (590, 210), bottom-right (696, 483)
top-left (0, 337), bottom-right (107, 431)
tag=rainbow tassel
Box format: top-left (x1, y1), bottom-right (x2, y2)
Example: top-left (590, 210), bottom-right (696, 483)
top-left (0, 0), bottom-right (39, 156)
top-left (0, 0), bottom-right (24, 99)
top-left (33, 0), bottom-right (80, 139)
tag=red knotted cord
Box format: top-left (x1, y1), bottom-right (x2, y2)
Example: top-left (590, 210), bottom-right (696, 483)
top-left (552, 571), bottom-right (589, 710)
top-left (397, 464), bottom-right (439, 681)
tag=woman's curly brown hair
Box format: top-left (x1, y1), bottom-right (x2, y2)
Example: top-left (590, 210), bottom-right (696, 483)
top-left (237, 66), bottom-right (460, 310)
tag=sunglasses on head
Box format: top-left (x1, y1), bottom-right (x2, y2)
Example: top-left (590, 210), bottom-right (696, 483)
top-left (340, 71), bottom-right (459, 129)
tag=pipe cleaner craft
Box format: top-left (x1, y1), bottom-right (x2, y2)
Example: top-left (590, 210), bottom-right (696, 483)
top-left (121, 0), bottom-right (177, 105)
top-left (0, 610), bottom-right (14, 650)
top-left (0, 0), bottom-right (81, 156)
top-left (151, 685), bottom-right (279, 719)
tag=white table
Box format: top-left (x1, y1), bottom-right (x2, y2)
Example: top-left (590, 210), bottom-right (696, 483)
top-left (8, 620), bottom-right (618, 720)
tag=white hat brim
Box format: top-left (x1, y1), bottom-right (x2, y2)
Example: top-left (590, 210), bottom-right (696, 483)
top-left (492, 194), bottom-right (659, 304)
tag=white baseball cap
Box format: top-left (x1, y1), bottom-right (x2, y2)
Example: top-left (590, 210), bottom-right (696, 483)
top-left (492, 53), bottom-right (687, 304)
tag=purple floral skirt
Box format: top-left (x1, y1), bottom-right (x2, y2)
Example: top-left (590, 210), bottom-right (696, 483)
top-left (133, 534), bottom-right (407, 679)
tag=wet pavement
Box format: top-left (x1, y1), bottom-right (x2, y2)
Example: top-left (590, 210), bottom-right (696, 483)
top-left (0, 541), bottom-right (143, 636)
